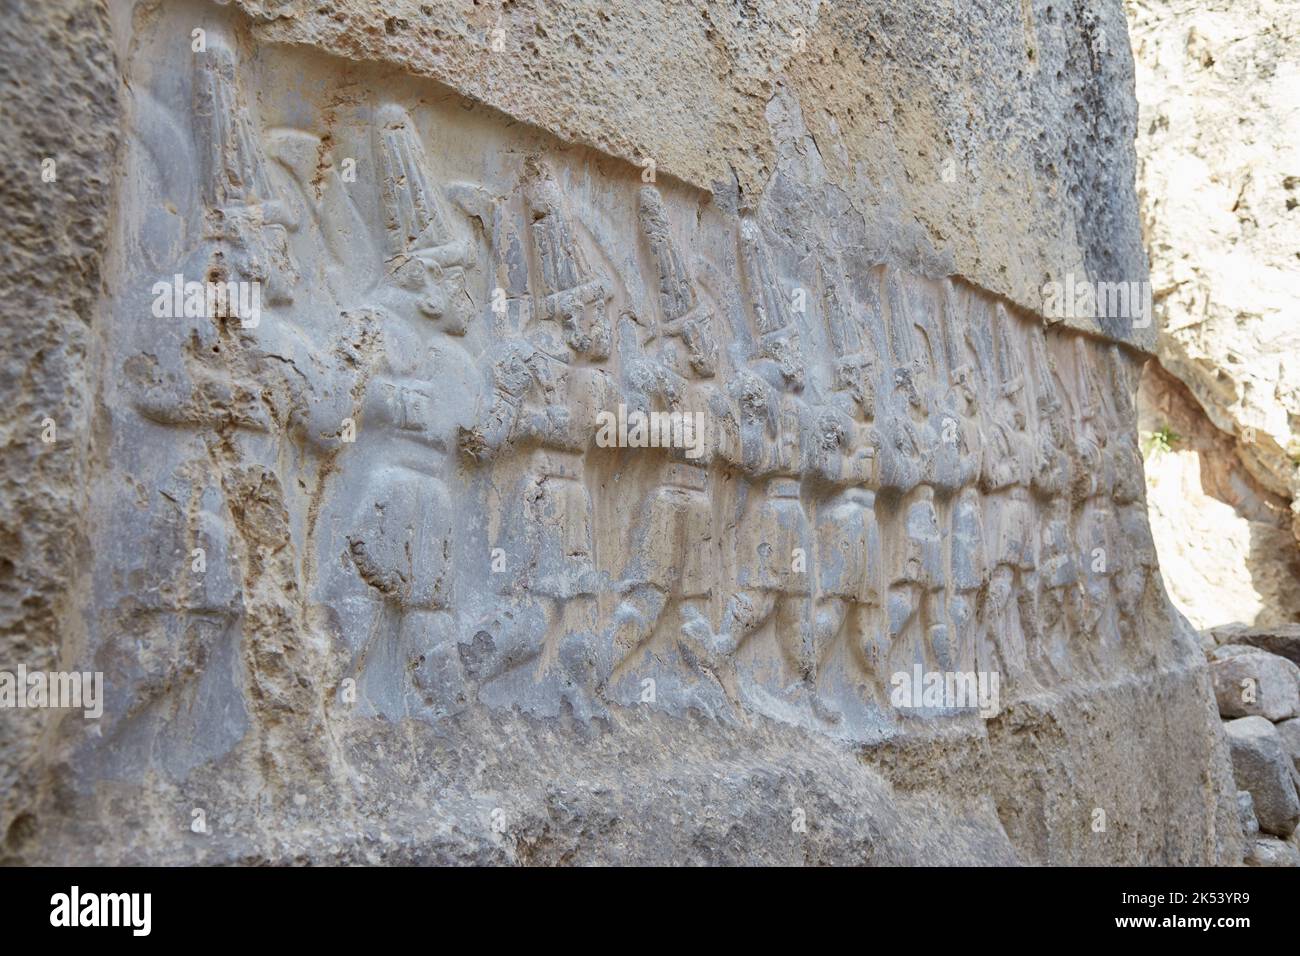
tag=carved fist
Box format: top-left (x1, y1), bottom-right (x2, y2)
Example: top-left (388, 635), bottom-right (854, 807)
top-left (493, 344), bottom-right (534, 399)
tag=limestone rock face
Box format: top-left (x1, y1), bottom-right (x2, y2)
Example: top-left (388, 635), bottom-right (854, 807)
top-left (1126, 0), bottom-right (1300, 541)
top-left (0, 0), bottom-right (119, 854)
top-left (1, 0), bottom-right (1241, 865)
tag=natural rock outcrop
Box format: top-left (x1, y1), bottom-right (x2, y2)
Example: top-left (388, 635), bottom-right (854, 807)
top-left (1126, 0), bottom-right (1300, 635)
top-left (1138, 363), bottom-right (1300, 630)
top-left (1, 0), bottom-right (1241, 865)
top-left (1127, 0), bottom-right (1300, 539)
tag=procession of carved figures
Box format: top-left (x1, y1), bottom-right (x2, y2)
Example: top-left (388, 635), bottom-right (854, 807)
top-left (98, 32), bottom-right (1161, 746)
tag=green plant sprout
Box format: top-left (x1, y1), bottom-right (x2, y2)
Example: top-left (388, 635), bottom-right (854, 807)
top-left (1142, 425), bottom-right (1182, 458)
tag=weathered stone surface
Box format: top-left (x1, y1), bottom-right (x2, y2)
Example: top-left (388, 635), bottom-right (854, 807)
top-left (0, 0), bottom-right (119, 852)
top-left (1224, 716), bottom-right (1300, 838)
top-left (1209, 648), bottom-right (1299, 721)
top-left (1246, 835), bottom-right (1300, 867)
top-left (1212, 623), bottom-right (1300, 668)
top-left (1277, 718), bottom-right (1300, 776)
top-left (1210, 644), bottom-right (1277, 662)
top-left (238, 0), bottom-right (1154, 350)
top-left (1, 0), bottom-right (1241, 865)
top-left (1237, 789), bottom-right (1259, 843)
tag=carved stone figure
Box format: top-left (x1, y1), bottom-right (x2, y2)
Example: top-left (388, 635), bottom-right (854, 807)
top-left (609, 186), bottom-right (725, 686)
top-left (808, 263), bottom-right (887, 701)
top-left (192, 34), bottom-right (299, 308)
top-left (981, 303), bottom-right (1036, 677)
top-left (940, 284), bottom-right (990, 674)
top-left (101, 30), bottom-right (310, 776)
top-left (936, 281), bottom-right (986, 493)
top-left (1025, 323), bottom-right (1079, 681)
top-left (471, 160), bottom-right (619, 708)
top-left (881, 269), bottom-right (948, 675)
top-left (316, 103), bottom-right (483, 719)
top-left (1107, 345), bottom-right (1157, 647)
top-left (1074, 336), bottom-right (1122, 670)
top-left (690, 217), bottom-right (815, 685)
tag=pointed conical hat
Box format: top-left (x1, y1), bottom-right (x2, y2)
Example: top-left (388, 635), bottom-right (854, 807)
top-left (373, 103), bottom-right (467, 269)
top-left (193, 34), bottom-right (277, 213)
